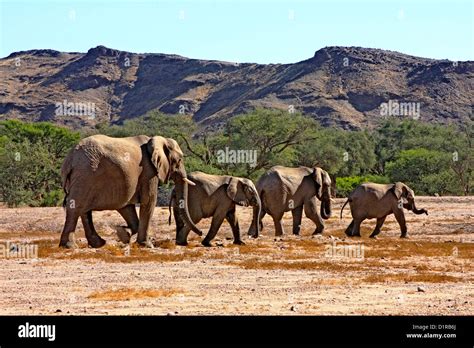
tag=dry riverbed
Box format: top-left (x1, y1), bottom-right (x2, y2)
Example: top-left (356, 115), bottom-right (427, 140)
top-left (0, 197), bottom-right (472, 315)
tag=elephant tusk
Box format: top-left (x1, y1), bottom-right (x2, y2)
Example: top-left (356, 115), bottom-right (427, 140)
top-left (183, 177), bottom-right (196, 186)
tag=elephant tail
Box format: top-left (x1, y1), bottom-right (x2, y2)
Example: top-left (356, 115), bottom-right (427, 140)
top-left (168, 189), bottom-right (176, 225)
top-left (61, 151), bottom-right (74, 208)
top-left (340, 199), bottom-right (350, 219)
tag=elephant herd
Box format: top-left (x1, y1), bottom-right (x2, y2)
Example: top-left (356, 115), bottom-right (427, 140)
top-left (59, 134), bottom-right (428, 249)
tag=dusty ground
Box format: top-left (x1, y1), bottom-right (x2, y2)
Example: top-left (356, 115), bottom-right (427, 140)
top-left (0, 197), bottom-right (472, 315)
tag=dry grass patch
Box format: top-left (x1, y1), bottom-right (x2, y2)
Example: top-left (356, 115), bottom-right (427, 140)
top-left (363, 272), bottom-right (468, 283)
top-left (34, 239), bottom-right (210, 263)
top-left (288, 238), bottom-right (326, 252)
top-left (56, 248), bottom-right (205, 263)
top-left (365, 240), bottom-right (473, 259)
top-left (88, 287), bottom-right (183, 301)
top-left (228, 258), bottom-right (369, 272)
top-left (156, 239), bottom-right (176, 250)
top-left (0, 231), bottom-right (58, 241)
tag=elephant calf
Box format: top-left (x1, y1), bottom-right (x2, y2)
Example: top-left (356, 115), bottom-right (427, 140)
top-left (169, 171), bottom-right (261, 247)
top-left (340, 182), bottom-right (428, 238)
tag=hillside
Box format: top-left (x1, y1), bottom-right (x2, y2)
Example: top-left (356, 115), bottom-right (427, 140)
top-left (0, 45), bottom-right (472, 130)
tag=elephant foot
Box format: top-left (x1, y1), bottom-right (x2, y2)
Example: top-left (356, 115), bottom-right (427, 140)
top-left (201, 240), bottom-right (212, 247)
top-left (400, 234), bottom-right (408, 239)
top-left (176, 240), bottom-right (188, 246)
top-left (59, 233), bottom-right (78, 249)
top-left (369, 234), bottom-right (378, 239)
top-left (59, 240), bottom-right (78, 249)
top-left (116, 226), bottom-right (131, 244)
top-left (312, 228), bottom-right (324, 235)
top-left (233, 240), bottom-right (245, 245)
top-left (137, 240), bottom-right (154, 248)
top-left (88, 236), bottom-right (106, 248)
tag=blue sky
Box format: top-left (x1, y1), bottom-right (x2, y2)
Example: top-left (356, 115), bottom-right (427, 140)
top-left (1, 0), bottom-right (473, 63)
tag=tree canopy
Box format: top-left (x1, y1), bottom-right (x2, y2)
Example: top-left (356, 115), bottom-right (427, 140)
top-left (0, 110), bottom-right (472, 206)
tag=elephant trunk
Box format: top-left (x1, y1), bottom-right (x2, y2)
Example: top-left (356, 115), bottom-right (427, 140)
top-left (320, 187), bottom-right (332, 220)
top-left (251, 193), bottom-right (262, 238)
top-left (408, 199), bottom-right (428, 215)
top-left (174, 175), bottom-right (202, 236)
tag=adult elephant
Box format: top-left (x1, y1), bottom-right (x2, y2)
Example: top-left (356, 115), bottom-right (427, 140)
top-left (59, 134), bottom-right (202, 248)
top-left (248, 166), bottom-right (332, 237)
top-left (169, 172), bottom-right (261, 246)
top-left (340, 182), bottom-right (428, 238)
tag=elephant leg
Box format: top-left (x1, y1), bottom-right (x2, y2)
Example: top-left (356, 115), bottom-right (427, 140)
top-left (272, 212), bottom-right (285, 236)
top-left (137, 202), bottom-right (155, 247)
top-left (176, 226), bottom-right (191, 246)
top-left (202, 215), bottom-right (226, 247)
top-left (226, 208), bottom-right (244, 245)
top-left (117, 205), bottom-right (139, 235)
top-left (291, 205), bottom-right (303, 235)
top-left (259, 209), bottom-right (266, 232)
top-left (304, 198), bottom-right (324, 235)
top-left (81, 211), bottom-right (106, 248)
top-left (351, 218), bottom-right (363, 237)
top-left (174, 205), bottom-right (198, 246)
top-left (59, 209), bottom-right (80, 248)
top-left (369, 216), bottom-right (386, 238)
top-left (248, 205), bottom-right (265, 237)
top-left (393, 209), bottom-right (408, 238)
top-left (344, 220), bottom-right (354, 236)
top-left (173, 205), bottom-right (185, 236)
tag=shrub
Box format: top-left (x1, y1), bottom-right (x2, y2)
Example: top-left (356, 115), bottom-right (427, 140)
top-left (0, 121), bottom-right (79, 207)
top-left (336, 175), bottom-right (390, 197)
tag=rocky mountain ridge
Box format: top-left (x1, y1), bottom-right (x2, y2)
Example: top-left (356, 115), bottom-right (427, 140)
top-left (1, 45), bottom-right (472, 130)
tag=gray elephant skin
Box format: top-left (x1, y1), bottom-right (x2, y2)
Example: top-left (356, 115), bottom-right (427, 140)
top-left (340, 182), bottom-right (428, 238)
top-left (249, 166), bottom-right (332, 237)
top-left (169, 171), bottom-right (262, 246)
top-left (59, 134), bottom-right (202, 248)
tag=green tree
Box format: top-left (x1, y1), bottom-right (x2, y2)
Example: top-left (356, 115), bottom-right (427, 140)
top-left (385, 148), bottom-right (454, 195)
top-left (376, 119), bottom-right (473, 194)
top-left (296, 128), bottom-right (377, 178)
top-left (335, 174), bottom-right (390, 197)
top-left (101, 110), bottom-right (196, 140)
top-left (0, 120), bottom-right (79, 206)
top-left (182, 109), bottom-right (319, 179)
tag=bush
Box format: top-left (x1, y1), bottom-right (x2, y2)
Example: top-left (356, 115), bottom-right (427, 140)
top-left (336, 175), bottom-right (390, 197)
top-left (99, 110), bottom-right (196, 140)
top-left (0, 121), bottom-right (79, 207)
top-left (385, 148), bottom-right (454, 195)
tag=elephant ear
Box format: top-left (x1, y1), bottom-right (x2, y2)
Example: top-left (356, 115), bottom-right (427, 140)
top-left (392, 182), bottom-right (406, 200)
top-left (226, 177), bottom-right (247, 205)
top-left (312, 168), bottom-right (324, 197)
top-left (146, 136), bottom-right (170, 183)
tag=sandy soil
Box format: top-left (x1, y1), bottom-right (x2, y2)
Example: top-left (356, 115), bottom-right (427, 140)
top-left (0, 197), bottom-right (472, 315)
